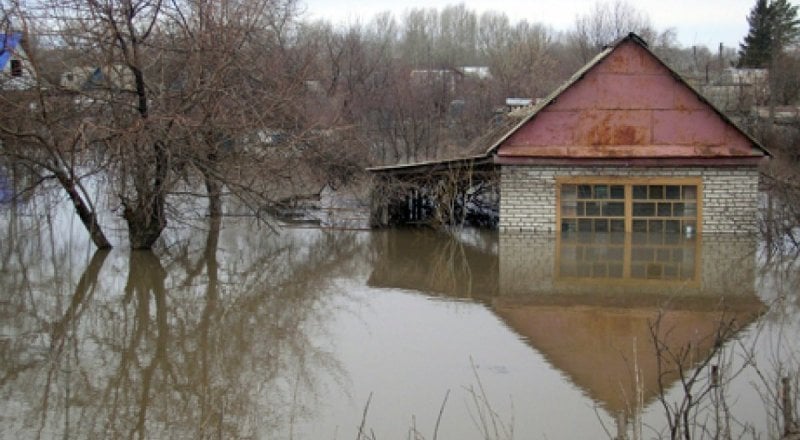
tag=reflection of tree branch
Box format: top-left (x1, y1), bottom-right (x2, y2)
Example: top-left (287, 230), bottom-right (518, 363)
top-left (35, 249), bottom-right (110, 438)
top-left (119, 251), bottom-right (170, 440)
top-left (197, 217), bottom-right (222, 437)
top-left (49, 250), bottom-right (111, 352)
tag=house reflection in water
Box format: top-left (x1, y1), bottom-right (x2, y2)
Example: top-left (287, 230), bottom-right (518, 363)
top-left (368, 229), bottom-right (763, 431)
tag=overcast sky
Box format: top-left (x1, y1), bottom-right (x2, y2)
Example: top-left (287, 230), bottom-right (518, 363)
top-left (299, 0), bottom-right (800, 49)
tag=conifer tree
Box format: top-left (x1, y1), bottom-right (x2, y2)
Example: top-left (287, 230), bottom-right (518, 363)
top-left (739, 0), bottom-right (800, 68)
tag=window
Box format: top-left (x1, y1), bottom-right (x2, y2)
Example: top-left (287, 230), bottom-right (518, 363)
top-left (558, 177), bottom-right (701, 234)
top-left (631, 184), bottom-right (698, 234)
top-left (10, 59), bottom-right (22, 77)
top-left (560, 183), bottom-right (626, 233)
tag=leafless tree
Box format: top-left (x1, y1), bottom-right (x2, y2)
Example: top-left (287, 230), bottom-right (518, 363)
top-left (568, 0), bottom-right (665, 64)
top-left (0, 0), bottom-right (330, 249)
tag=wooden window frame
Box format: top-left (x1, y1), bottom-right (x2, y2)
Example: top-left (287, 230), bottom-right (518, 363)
top-left (556, 176), bottom-right (703, 234)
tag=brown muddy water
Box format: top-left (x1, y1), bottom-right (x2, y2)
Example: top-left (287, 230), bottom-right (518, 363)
top-left (1, 197), bottom-right (799, 439)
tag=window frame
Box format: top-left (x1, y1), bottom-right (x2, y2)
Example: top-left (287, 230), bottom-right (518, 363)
top-left (556, 176), bottom-right (703, 234)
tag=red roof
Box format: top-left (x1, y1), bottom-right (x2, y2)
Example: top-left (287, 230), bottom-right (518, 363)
top-left (491, 33), bottom-right (769, 165)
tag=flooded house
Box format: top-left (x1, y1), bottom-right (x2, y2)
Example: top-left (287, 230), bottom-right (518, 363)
top-left (370, 33), bottom-right (770, 235)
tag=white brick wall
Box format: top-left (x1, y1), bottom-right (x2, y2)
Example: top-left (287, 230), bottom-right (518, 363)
top-left (500, 165), bottom-right (760, 234)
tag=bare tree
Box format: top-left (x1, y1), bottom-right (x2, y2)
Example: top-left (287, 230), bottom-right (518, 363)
top-left (0, 0), bottom-right (327, 249)
top-left (568, 0), bottom-right (661, 63)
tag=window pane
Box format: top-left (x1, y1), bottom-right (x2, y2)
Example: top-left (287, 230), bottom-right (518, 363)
top-left (578, 219), bottom-right (593, 232)
top-left (578, 185), bottom-right (592, 199)
top-left (682, 186), bottom-right (697, 200)
top-left (666, 185), bottom-right (681, 199)
top-left (594, 219), bottom-right (609, 232)
top-left (603, 202), bottom-right (625, 216)
top-left (649, 185), bottom-right (664, 199)
top-left (685, 203), bottom-right (696, 217)
top-left (610, 185), bottom-right (624, 199)
top-left (633, 220), bottom-right (647, 232)
top-left (633, 185), bottom-right (647, 199)
top-left (576, 201), bottom-right (585, 216)
top-left (594, 185), bottom-right (608, 199)
top-left (585, 202), bottom-right (600, 216)
top-left (610, 219), bottom-right (625, 232)
top-left (657, 203), bottom-right (672, 217)
top-left (650, 219), bottom-right (664, 232)
top-left (561, 201), bottom-right (577, 216)
top-left (633, 202), bottom-right (655, 216)
top-left (561, 220), bottom-right (576, 232)
top-left (665, 220), bottom-right (681, 233)
top-left (561, 184), bottom-right (577, 199)
top-left (673, 203), bottom-right (684, 217)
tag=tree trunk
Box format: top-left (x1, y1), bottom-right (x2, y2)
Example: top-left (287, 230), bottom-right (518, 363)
top-left (203, 156), bottom-right (222, 219)
top-left (124, 141), bottom-right (169, 250)
top-left (54, 171), bottom-right (112, 249)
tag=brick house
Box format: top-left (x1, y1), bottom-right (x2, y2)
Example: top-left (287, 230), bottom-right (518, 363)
top-left (370, 33), bottom-right (769, 234)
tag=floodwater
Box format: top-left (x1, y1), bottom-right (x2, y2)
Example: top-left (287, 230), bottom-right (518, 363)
top-left (1, 197), bottom-right (799, 439)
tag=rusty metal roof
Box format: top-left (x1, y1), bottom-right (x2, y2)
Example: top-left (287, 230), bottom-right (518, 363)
top-left (370, 32), bottom-right (769, 174)
top-left (487, 32), bottom-right (770, 160)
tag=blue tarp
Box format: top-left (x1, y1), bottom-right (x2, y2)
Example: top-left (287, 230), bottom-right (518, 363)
top-left (0, 33), bottom-right (22, 71)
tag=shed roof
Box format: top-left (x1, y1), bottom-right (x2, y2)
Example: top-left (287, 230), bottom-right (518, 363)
top-left (370, 32), bottom-right (769, 174)
top-left (491, 33), bottom-right (770, 163)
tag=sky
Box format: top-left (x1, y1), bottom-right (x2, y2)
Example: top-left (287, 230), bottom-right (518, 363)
top-left (299, 0), bottom-right (800, 50)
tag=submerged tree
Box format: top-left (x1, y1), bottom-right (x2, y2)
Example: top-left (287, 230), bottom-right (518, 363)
top-left (0, 0), bottom-right (333, 249)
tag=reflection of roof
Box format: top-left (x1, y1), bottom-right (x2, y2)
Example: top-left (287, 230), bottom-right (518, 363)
top-left (493, 295), bottom-right (763, 415)
top-left (0, 33), bottom-right (22, 71)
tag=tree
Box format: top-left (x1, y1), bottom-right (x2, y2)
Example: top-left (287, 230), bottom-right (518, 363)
top-left (567, 0), bottom-right (657, 64)
top-left (0, 0), bottom-right (327, 250)
top-left (739, 0), bottom-right (800, 68)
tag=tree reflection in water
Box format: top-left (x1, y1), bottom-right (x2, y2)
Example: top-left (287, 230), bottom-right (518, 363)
top-left (0, 204), bottom-right (361, 439)
top-left (3, 199), bottom-right (800, 439)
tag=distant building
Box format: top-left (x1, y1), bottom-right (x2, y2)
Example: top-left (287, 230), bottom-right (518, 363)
top-left (700, 67), bottom-right (769, 112)
top-left (459, 66), bottom-right (491, 80)
top-left (60, 65), bottom-right (135, 92)
top-left (505, 98), bottom-right (533, 111)
top-left (0, 33), bottom-right (35, 90)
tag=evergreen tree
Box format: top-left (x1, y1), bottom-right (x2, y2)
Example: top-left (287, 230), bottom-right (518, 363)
top-left (738, 0), bottom-right (800, 68)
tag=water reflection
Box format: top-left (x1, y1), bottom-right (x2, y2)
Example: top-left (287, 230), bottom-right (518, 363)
top-left (370, 229), bottom-right (764, 432)
top-left (1, 198), bottom-right (788, 439)
top-left (0, 206), bottom-right (363, 439)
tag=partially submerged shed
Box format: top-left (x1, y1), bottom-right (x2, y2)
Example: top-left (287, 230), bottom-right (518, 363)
top-left (370, 33), bottom-right (770, 234)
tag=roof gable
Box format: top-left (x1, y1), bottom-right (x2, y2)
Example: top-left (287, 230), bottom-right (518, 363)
top-left (492, 33), bottom-right (769, 161)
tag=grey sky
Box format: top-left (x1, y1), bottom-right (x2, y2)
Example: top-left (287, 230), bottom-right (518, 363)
top-left (299, 0), bottom-right (800, 49)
